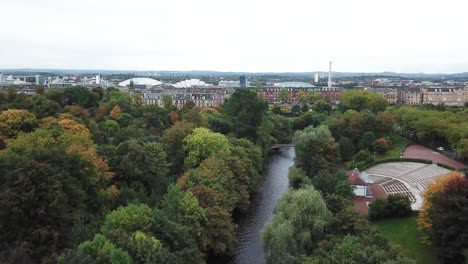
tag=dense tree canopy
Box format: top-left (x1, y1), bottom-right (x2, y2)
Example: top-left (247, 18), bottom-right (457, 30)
top-left (222, 89), bottom-right (268, 141)
top-left (341, 90), bottom-right (387, 113)
top-left (0, 125), bottom-right (113, 262)
top-left (262, 186), bottom-right (332, 264)
top-left (0, 109), bottom-right (38, 138)
top-left (294, 125), bottom-right (338, 177)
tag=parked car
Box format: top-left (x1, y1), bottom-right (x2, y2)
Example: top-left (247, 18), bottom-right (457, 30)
top-left (437, 147), bottom-right (444, 151)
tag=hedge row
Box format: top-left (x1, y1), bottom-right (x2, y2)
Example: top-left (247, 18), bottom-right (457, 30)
top-left (374, 158), bottom-right (432, 165)
top-left (436, 163), bottom-right (457, 171)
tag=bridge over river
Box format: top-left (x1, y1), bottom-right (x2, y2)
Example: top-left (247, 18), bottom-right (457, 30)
top-left (270, 143), bottom-right (294, 150)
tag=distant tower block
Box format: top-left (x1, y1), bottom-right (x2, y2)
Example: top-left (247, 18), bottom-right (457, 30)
top-left (35, 75), bottom-right (40, 85)
top-left (328, 61), bottom-right (332, 88)
top-left (314, 73), bottom-right (319, 83)
top-left (240, 75), bottom-right (246, 88)
top-left (96, 75), bottom-right (101, 85)
top-left (0, 72), bottom-right (3, 81)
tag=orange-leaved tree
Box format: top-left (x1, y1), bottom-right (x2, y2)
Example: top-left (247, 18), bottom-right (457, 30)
top-left (418, 171), bottom-right (468, 263)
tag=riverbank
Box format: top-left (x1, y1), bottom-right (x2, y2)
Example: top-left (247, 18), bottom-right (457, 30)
top-left (232, 147), bottom-right (295, 264)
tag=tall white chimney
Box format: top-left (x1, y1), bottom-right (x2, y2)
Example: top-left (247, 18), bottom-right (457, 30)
top-left (328, 61), bottom-right (332, 88)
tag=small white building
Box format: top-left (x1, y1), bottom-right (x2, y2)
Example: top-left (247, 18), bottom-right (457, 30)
top-left (347, 168), bottom-right (374, 197)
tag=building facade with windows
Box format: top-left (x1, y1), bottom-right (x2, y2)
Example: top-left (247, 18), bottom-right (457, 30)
top-left (256, 86), bottom-right (343, 104)
top-left (140, 87), bottom-right (234, 108)
top-left (421, 87), bottom-right (468, 106)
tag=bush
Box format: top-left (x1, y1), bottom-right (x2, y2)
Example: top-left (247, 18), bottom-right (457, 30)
top-left (369, 198), bottom-right (388, 220)
top-left (369, 195), bottom-right (412, 220)
top-left (372, 137), bottom-right (390, 154)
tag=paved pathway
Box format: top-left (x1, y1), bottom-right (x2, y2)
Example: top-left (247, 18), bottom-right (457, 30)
top-left (402, 144), bottom-right (467, 169)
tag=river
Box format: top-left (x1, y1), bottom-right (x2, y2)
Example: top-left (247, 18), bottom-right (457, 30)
top-left (233, 147), bottom-right (295, 264)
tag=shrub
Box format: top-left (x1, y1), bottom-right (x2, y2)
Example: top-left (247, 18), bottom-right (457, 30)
top-left (369, 194), bottom-right (412, 220)
top-left (372, 137), bottom-right (390, 154)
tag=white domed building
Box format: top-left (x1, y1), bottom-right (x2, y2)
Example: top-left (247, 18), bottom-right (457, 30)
top-left (118, 78), bottom-right (162, 89)
top-left (172, 79), bottom-right (211, 88)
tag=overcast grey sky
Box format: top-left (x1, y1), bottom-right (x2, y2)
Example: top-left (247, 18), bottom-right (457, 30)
top-left (1, 0), bottom-right (467, 73)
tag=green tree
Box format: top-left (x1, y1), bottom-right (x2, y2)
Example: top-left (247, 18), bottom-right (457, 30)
top-left (351, 149), bottom-right (375, 169)
top-left (229, 138), bottom-right (263, 192)
top-left (188, 186), bottom-right (236, 255)
top-left (294, 125), bottom-right (338, 177)
top-left (262, 186), bottom-right (332, 264)
top-left (185, 156), bottom-right (238, 211)
top-left (312, 99), bottom-right (332, 114)
top-left (341, 90), bottom-right (387, 113)
top-left (222, 89), bottom-right (268, 141)
top-left (31, 95), bottom-right (61, 119)
top-left (141, 105), bottom-right (172, 133)
top-left (311, 170), bottom-right (354, 200)
top-left (291, 104), bottom-right (301, 116)
top-left (278, 89), bottom-right (290, 102)
top-left (338, 136), bottom-right (355, 161)
top-left (160, 185), bottom-right (206, 238)
top-left (183, 127), bottom-right (231, 168)
top-left (288, 166), bottom-right (311, 189)
top-left (98, 204), bottom-right (168, 263)
top-left (62, 86), bottom-right (99, 108)
top-left (113, 140), bottom-right (169, 197)
top-left (256, 116), bottom-right (274, 154)
top-left (359, 131), bottom-right (376, 150)
top-left (269, 114), bottom-right (292, 144)
top-left (296, 90), bottom-right (307, 104)
top-left (307, 91), bottom-right (322, 104)
top-left (182, 108), bottom-right (206, 127)
top-left (162, 121), bottom-right (195, 175)
top-left (101, 90), bottom-right (133, 112)
top-left (162, 95), bottom-right (174, 110)
top-left (99, 119), bottom-right (120, 138)
top-left (206, 114), bottom-right (232, 134)
top-left (58, 234), bottom-right (131, 264)
top-left (305, 234), bottom-right (414, 264)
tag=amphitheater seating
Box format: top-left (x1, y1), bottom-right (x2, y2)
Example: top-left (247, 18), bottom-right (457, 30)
top-left (364, 162), bottom-right (452, 207)
top-left (380, 179), bottom-right (416, 204)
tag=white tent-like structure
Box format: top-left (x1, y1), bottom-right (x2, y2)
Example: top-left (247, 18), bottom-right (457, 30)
top-left (172, 79), bottom-right (211, 88)
top-left (118, 78), bottom-right (162, 88)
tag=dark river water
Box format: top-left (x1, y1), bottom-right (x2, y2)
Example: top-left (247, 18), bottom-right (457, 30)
top-left (233, 147), bottom-right (295, 264)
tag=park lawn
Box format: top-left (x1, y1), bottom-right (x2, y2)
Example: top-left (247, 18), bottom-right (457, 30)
top-left (375, 135), bottom-right (410, 161)
top-left (374, 216), bottom-right (438, 264)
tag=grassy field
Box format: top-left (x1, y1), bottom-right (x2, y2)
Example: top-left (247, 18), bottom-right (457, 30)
top-left (374, 216), bottom-right (438, 264)
top-left (375, 135), bottom-right (410, 161)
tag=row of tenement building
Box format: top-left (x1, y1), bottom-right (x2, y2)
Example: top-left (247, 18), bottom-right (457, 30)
top-left (138, 87), bottom-right (234, 108)
top-left (4, 84), bottom-right (468, 108)
top-left (255, 86), bottom-right (468, 106)
top-left (256, 87), bottom-right (343, 104)
top-left (371, 87), bottom-right (468, 106)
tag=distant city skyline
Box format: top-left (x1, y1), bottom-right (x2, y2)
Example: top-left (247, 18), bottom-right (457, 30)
top-left (1, 0), bottom-right (468, 74)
